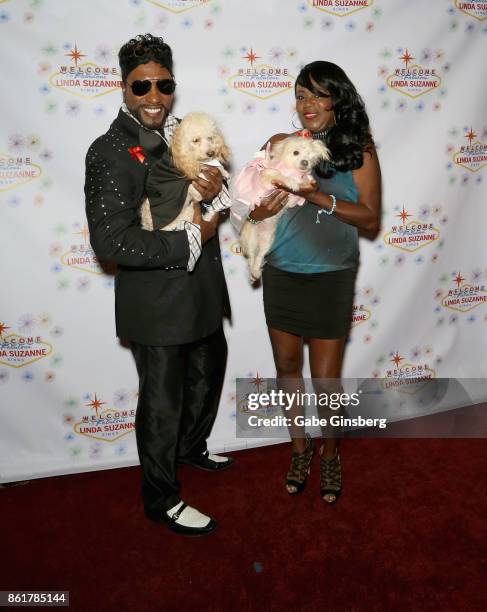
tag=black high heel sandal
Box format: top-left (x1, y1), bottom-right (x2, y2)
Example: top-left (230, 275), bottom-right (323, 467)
top-left (285, 434), bottom-right (314, 495)
top-left (319, 446), bottom-right (342, 504)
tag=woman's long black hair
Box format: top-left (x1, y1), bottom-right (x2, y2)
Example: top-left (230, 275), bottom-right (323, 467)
top-left (296, 61), bottom-right (373, 177)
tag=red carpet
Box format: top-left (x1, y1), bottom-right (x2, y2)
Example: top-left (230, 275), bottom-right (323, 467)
top-left (2, 439), bottom-right (486, 611)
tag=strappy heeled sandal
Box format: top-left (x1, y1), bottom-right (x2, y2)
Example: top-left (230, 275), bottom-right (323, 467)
top-left (319, 446), bottom-right (342, 504)
top-left (285, 433), bottom-right (314, 495)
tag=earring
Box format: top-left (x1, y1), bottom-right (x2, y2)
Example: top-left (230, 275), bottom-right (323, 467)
top-left (291, 110), bottom-right (302, 130)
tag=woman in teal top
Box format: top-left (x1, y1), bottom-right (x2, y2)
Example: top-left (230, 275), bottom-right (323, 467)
top-left (246, 61), bottom-right (381, 503)
top-left (266, 168), bottom-right (360, 273)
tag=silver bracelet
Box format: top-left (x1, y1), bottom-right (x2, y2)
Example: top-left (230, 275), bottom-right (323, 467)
top-left (315, 194), bottom-right (337, 224)
top-left (324, 194), bottom-right (337, 215)
top-left (247, 214), bottom-right (262, 225)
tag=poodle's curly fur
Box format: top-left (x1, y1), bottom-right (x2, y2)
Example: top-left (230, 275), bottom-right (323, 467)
top-left (170, 111), bottom-right (231, 180)
top-left (140, 111), bottom-right (231, 231)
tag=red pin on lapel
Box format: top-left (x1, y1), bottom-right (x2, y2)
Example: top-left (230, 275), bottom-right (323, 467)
top-left (128, 146), bottom-right (145, 163)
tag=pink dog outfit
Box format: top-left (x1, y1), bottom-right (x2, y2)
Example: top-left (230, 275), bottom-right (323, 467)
top-left (230, 143), bottom-right (309, 233)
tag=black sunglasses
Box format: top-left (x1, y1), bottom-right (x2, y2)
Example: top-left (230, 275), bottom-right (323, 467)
top-left (127, 78), bottom-right (176, 97)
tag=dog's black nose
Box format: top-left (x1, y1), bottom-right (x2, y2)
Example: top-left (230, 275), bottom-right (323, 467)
top-left (207, 150), bottom-right (215, 158)
top-left (300, 160), bottom-right (309, 168)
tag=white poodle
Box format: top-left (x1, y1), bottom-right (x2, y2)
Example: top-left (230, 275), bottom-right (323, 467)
top-left (234, 135), bottom-right (330, 282)
top-left (140, 111), bottom-right (231, 231)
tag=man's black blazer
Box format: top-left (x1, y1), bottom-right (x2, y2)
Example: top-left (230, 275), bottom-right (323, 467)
top-left (85, 109), bottom-right (229, 346)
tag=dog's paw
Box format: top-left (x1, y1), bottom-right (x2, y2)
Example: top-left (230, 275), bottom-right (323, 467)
top-left (249, 267), bottom-right (262, 282)
top-left (285, 193), bottom-right (306, 208)
top-left (298, 176), bottom-right (315, 189)
top-left (286, 178), bottom-right (301, 192)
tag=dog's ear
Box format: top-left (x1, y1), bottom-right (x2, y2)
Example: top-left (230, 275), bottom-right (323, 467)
top-left (170, 119), bottom-right (200, 179)
top-left (312, 139), bottom-right (331, 162)
top-left (169, 122), bottom-right (185, 174)
top-left (265, 141), bottom-right (273, 160)
top-left (211, 128), bottom-right (231, 166)
top-left (218, 140), bottom-right (232, 167)
top-left (269, 139), bottom-right (286, 161)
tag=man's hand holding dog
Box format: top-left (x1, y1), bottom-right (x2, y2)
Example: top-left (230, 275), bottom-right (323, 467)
top-left (192, 166), bottom-right (223, 202)
top-left (192, 203), bottom-right (219, 244)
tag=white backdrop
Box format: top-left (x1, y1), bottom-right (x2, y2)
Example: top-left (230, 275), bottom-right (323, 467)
top-left (1, 0), bottom-right (486, 482)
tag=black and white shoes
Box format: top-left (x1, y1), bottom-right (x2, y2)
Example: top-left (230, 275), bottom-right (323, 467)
top-left (146, 501), bottom-right (217, 536)
top-left (146, 452), bottom-right (234, 535)
top-left (178, 451), bottom-right (234, 472)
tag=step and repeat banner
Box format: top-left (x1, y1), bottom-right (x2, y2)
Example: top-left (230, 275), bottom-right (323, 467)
top-left (1, 0), bottom-right (486, 482)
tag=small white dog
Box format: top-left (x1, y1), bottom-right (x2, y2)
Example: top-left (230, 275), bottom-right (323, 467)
top-left (237, 135), bottom-right (330, 282)
top-left (140, 111), bottom-right (231, 231)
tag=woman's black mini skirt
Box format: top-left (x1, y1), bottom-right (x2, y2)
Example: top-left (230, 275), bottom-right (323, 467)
top-left (262, 264), bottom-right (357, 339)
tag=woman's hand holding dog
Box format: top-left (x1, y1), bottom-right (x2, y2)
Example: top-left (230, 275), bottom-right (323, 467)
top-left (191, 166), bottom-right (223, 202)
top-left (270, 178), bottom-right (321, 203)
top-left (247, 190), bottom-right (289, 222)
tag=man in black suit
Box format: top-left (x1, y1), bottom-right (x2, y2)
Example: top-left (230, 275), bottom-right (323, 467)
top-left (85, 34), bottom-right (233, 536)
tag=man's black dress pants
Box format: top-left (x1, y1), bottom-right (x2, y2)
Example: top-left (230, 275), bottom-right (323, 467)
top-left (130, 327), bottom-right (227, 515)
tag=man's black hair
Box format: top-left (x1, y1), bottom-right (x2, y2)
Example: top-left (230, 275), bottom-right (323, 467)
top-left (118, 33), bottom-right (173, 81)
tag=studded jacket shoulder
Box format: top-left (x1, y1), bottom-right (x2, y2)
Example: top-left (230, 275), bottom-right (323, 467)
top-left (84, 109), bottom-right (190, 270)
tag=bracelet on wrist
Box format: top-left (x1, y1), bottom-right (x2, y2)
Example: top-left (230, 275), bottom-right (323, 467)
top-left (315, 194), bottom-right (336, 224)
top-left (325, 194), bottom-right (337, 215)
